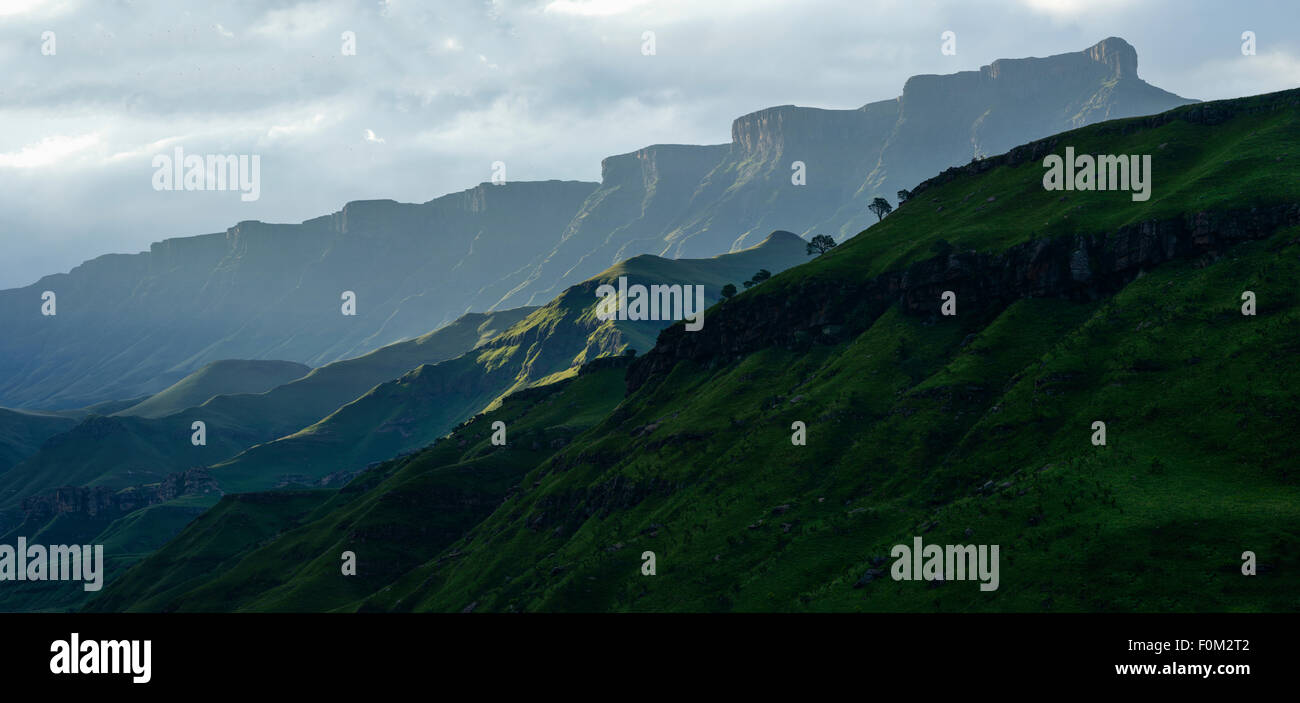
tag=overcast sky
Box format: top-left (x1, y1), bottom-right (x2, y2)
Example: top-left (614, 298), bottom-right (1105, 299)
top-left (1, 0), bottom-right (1296, 289)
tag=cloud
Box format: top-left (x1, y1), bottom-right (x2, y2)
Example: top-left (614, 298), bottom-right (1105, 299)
top-left (363, 129), bottom-right (385, 144)
top-left (108, 136), bottom-right (187, 163)
top-left (250, 2), bottom-right (334, 38)
top-left (0, 0), bottom-right (66, 17)
top-left (266, 113), bottom-right (328, 140)
top-left (544, 0), bottom-right (653, 17)
top-left (1016, 0), bottom-right (1134, 19)
top-left (0, 133), bottom-right (99, 168)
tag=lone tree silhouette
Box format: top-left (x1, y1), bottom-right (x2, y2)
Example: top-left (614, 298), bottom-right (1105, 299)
top-left (806, 234), bottom-right (837, 256)
top-left (720, 283), bottom-right (737, 299)
top-left (869, 197), bottom-right (893, 221)
top-left (744, 269), bottom-right (772, 288)
top-left (896, 189), bottom-right (911, 204)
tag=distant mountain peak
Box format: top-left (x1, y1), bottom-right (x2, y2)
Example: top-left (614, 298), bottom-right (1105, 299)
top-left (982, 37), bottom-right (1140, 81)
top-left (1085, 36), bottom-right (1139, 78)
top-left (756, 230), bottom-right (805, 247)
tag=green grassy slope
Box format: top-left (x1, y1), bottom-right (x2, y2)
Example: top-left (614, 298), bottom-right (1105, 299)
top-left (114, 360), bottom-right (311, 419)
top-left (83, 491), bottom-right (330, 613)
top-left (0, 413), bottom-right (252, 511)
top-left (87, 365), bottom-right (630, 612)
top-left (0, 494), bottom-right (218, 612)
top-left (89, 89), bottom-right (1300, 613)
top-left (391, 231), bottom-right (1298, 612)
top-left (32, 396), bottom-right (152, 420)
top-left (0, 308), bottom-right (539, 612)
top-left (0, 408), bottom-right (76, 474)
top-left (184, 307), bottom-right (536, 439)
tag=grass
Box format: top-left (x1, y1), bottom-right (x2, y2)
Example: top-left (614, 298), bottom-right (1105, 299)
top-left (88, 367), bottom-right (630, 612)
top-left (88, 88), bottom-right (1300, 613)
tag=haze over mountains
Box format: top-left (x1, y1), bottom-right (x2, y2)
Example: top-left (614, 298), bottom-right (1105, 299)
top-left (0, 305), bottom-right (534, 528)
top-left (0, 181), bottom-right (595, 409)
top-left (0, 37), bottom-right (1193, 410)
top-left (206, 230), bottom-right (809, 494)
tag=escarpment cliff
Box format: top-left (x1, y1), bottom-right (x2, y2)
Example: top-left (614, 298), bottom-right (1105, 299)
top-left (629, 200), bottom-right (1300, 393)
top-left (17, 468), bottom-right (221, 526)
top-left (497, 144), bottom-right (730, 308)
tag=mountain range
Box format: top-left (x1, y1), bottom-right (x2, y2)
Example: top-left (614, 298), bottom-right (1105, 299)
top-left (7, 37), bottom-right (1282, 614)
top-left (89, 86), bottom-right (1300, 613)
top-left (0, 37), bottom-right (1192, 410)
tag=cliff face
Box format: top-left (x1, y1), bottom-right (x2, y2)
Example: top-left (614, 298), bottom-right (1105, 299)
top-left (630, 201), bottom-right (1300, 393)
top-left (507, 38), bottom-right (1191, 306)
top-left (496, 144), bottom-right (729, 308)
top-left (826, 37), bottom-right (1194, 238)
top-left (655, 103), bottom-right (899, 257)
top-left (17, 468), bottom-right (221, 525)
top-left (627, 73), bottom-right (1300, 393)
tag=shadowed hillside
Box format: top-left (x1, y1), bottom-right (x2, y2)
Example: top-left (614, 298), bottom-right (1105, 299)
top-left (115, 359), bottom-right (311, 419)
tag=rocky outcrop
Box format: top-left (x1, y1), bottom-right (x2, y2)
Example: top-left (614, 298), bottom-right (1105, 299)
top-left (19, 467), bottom-right (221, 523)
top-left (1084, 35), bottom-right (1138, 79)
top-left (628, 202), bottom-right (1300, 393)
